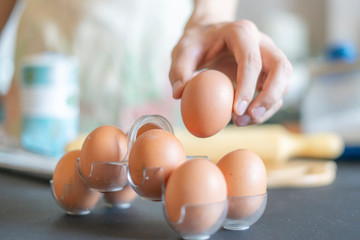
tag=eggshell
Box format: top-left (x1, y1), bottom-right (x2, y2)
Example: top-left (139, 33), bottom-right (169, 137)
top-left (103, 184), bottom-right (137, 208)
top-left (136, 123), bottom-right (161, 138)
top-left (165, 158), bottom-right (227, 233)
top-left (217, 149), bottom-right (267, 219)
top-left (181, 70), bottom-right (234, 138)
top-left (128, 129), bottom-right (186, 200)
top-left (79, 125), bottom-right (127, 190)
top-left (227, 194), bottom-right (267, 220)
top-left (52, 150), bottom-right (101, 213)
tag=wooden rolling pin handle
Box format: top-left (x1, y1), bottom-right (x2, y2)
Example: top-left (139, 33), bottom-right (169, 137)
top-left (290, 132), bottom-right (345, 159)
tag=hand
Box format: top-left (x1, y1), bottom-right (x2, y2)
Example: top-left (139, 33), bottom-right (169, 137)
top-left (169, 20), bottom-right (292, 126)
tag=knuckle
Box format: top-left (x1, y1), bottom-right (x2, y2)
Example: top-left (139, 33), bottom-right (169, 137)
top-left (230, 20), bottom-right (258, 34)
top-left (244, 51), bottom-right (262, 71)
top-left (207, 23), bottom-right (222, 32)
top-left (262, 91), bottom-right (278, 109)
top-left (171, 39), bottom-right (191, 58)
top-left (277, 57), bottom-right (293, 76)
top-left (170, 64), bottom-right (183, 80)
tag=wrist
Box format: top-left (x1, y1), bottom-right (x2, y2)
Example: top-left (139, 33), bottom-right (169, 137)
top-left (185, 0), bottom-right (237, 30)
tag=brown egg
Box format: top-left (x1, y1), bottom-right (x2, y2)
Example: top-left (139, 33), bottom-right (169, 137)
top-left (136, 123), bottom-right (161, 138)
top-left (165, 158), bottom-right (227, 233)
top-left (128, 129), bottom-right (186, 200)
top-left (181, 70), bottom-right (234, 138)
top-left (52, 150), bottom-right (101, 214)
top-left (103, 184), bottom-right (137, 208)
top-left (227, 194), bottom-right (267, 220)
top-left (217, 149), bottom-right (267, 218)
top-left (79, 125), bottom-right (128, 190)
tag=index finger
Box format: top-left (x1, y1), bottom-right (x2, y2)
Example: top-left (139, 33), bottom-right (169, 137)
top-left (169, 41), bottom-right (203, 99)
top-left (224, 20), bottom-right (262, 116)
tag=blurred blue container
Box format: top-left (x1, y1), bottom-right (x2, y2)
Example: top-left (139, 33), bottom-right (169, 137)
top-left (20, 53), bottom-right (79, 157)
top-left (301, 42), bottom-right (360, 150)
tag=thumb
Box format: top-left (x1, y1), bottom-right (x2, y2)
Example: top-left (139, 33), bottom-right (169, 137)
top-left (169, 44), bottom-right (202, 99)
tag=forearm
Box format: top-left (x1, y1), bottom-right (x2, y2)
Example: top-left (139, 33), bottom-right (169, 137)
top-left (0, 0), bottom-right (24, 95)
top-left (0, 0), bottom-right (17, 35)
top-left (186, 0), bottom-right (238, 29)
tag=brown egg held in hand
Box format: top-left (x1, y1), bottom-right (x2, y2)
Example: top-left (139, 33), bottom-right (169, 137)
top-left (79, 125), bottom-right (128, 190)
top-left (165, 158), bottom-right (227, 234)
top-left (128, 129), bottom-right (186, 200)
top-left (103, 184), bottom-right (137, 208)
top-left (181, 70), bottom-right (234, 138)
top-left (217, 149), bottom-right (267, 219)
top-left (52, 150), bottom-right (101, 214)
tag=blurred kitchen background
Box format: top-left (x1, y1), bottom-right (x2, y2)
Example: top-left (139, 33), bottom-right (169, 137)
top-left (236, 0), bottom-right (360, 149)
top-left (1, 0), bottom-right (360, 158)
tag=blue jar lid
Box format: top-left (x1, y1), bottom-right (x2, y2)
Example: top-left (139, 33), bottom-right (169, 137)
top-left (325, 42), bottom-right (358, 63)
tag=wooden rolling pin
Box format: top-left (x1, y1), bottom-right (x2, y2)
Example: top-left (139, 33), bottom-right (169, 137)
top-left (174, 124), bottom-right (344, 167)
top-left (266, 159), bottom-right (337, 188)
top-left (65, 124), bottom-right (342, 188)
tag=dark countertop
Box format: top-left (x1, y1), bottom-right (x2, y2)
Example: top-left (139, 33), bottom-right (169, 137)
top-left (0, 160), bottom-right (359, 240)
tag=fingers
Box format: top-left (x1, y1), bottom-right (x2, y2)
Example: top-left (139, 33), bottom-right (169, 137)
top-left (247, 34), bottom-right (292, 121)
top-left (227, 26), bottom-right (291, 126)
top-left (169, 20), bottom-right (292, 127)
top-left (169, 38), bottom-right (203, 99)
top-left (223, 20), bottom-right (262, 116)
top-left (233, 99), bottom-right (283, 126)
